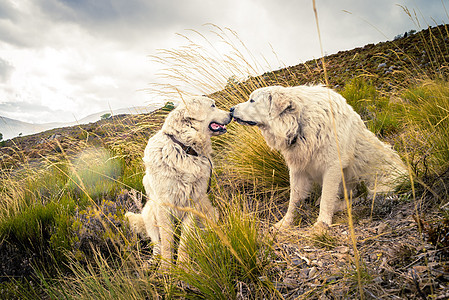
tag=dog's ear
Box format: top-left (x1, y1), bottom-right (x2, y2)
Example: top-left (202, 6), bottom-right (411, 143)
top-left (163, 107), bottom-right (186, 131)
top-left (267, 89), bottom-right (303, 148)
top-left (269, 89), bottom-right (294, 118)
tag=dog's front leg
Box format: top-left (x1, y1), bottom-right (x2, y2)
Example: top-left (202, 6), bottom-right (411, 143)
top-left (315, 165), bottom-right (342, 226)
top-left (157, 209), bottom-right (174, 271)
top-left (177, 213), bottom-right (195, 267)
top-left (274, 171), bottom-right (311, 229)
top-left (197, 196), bottom-right (219, 223)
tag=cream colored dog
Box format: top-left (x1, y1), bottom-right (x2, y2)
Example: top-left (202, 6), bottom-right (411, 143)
top-left (126, 96), bottom-right (231, 269)
top-left (230, 85), bottom-right (407, 227)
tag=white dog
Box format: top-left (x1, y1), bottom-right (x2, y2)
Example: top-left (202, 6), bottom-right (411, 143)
top-left (126, 96), bottom-right (231, 269)
top-left (230, 85), bottom-right (407, 227)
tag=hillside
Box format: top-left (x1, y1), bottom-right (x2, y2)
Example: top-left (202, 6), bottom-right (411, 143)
top-left (213, 24), bottom-right (448, 99)
top-left (0, 25), bottom-right (448, 299)
top-left (2, 25), bottom-right (448, 161)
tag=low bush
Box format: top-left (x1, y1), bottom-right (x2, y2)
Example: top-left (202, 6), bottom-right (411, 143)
top-left (400, 80), bottom-right (449, 175)
top-left (174, 193), bottom-right (279, 299)
top-left (340, 77), bottom-right (402, 137)
top-left (70, 198), bottom-right (138, 263)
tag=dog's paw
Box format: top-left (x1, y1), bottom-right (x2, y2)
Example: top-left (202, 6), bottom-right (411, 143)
top-left (312, 221), bottom-right (330, 234)
top-left (272, 218), bottom-right (291, 230)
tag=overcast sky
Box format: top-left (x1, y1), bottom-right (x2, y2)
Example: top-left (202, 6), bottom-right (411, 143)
top-left (0, 0), bottom-right (447, 124)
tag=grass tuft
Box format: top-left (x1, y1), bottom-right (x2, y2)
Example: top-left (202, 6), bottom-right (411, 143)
top-left (174, 192), bottom-right (279, 299)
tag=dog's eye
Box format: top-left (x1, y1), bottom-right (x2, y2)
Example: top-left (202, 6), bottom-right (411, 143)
top-left (249, 99), bottom-right (255, 103)
top-left (211, 104), bottom-right (216, 108)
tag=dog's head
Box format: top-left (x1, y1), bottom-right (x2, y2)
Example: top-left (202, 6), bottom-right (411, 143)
top-left (230, 86), bottom-right (295, 126)
top-left (230, 86), bottom-right (301, 148)
top-left (164, 96), bottom-right (232, 137)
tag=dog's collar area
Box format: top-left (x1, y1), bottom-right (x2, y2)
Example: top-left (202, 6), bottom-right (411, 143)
top-left (166, 134), bottom-right (198, 157)
top-left (166, 133), bottom-right (213, 193)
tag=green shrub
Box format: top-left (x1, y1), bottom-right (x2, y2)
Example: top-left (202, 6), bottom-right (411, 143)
top-left (0, 202), bottom-right (58, 249)
top-left (340, 77), bottom-right (378, 116)
top-left (217, 124), bottom-right (289, 192)
top-left (0, 198), bottom-right (75, 280)
top-left (340, 77), bottom-right (401, 136)
top-left (161, 101), bottom-right (175, 112)
top-left (100, 113), bottom-right (111, 120)
top-left (120, 159), bottom-right (145, 193)
top-left (400, 80), bottom-right (449, 173)
top-left (175, 194), bottom-right (279, 299)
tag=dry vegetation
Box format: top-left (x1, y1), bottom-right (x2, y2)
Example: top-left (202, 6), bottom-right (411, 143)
top-left (1, 20), bottom-right (449, 299)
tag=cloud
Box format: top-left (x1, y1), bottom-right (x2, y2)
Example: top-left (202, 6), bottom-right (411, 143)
top-left (0, 100), bottom-right (69, 123)
top-left (0, 0), bottom-right (447, 124)
top-left (0, 57), bottom-right (13, 82)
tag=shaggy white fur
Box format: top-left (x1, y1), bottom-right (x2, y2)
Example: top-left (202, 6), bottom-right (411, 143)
top-left (126, 96), bottom-right (231, 269)
top-left (231, 85), bottom-right (407, 227)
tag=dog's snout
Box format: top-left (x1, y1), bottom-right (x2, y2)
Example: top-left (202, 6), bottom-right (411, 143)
top-left (230, 106), bottom-right (235, 116)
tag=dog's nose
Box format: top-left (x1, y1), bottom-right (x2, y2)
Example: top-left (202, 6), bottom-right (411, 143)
top-left (230, 107), bottom-right (235, 116)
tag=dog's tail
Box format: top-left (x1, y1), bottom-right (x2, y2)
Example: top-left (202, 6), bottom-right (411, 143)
top-left (125, 212), bottom-right (147, 237)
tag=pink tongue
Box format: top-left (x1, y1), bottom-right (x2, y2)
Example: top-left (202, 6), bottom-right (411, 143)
top-left (211, 123), bottom-right (224, 130)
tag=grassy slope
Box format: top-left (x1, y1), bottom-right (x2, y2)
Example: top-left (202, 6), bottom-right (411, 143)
top-left (1, 25), bottom-right (448, 160)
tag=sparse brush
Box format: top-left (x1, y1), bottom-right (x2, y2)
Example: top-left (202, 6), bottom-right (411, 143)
top-left (311, 231), bottom-right (338, 251)
top-left (173, 191), bottom-right (279, 299)
top-left (340, 77), bottom-right (402, 137)
top-left (217, 124), bottom-right (290, 192)
top-left (42, 249), bottom-right (170, 299)
top-left (400, 80), bottom-right (449, 175)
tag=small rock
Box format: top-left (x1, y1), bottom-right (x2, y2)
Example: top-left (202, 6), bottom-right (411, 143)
top-left (298, 268), bottom-right (309, 279)
top-left (410, 266), bottom-right (429, 274)
top-left (373, 276), bottom-right (383, 284)
top-left (377, 222), bottom-right (388, 234)
top-left (283, 278), bottom-right (298, 286)
top-left (378, 62), bottom-right (387, 68)
top-left (308, 266), bottom-right (318, 278)
top-left (334, 246), bottom-right (350, 254)
top-left (333, 253), bottom-right (347, 261)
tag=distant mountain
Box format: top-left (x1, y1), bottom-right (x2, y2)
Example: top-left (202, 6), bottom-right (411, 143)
top-left (0, 117), bottom-right (63, 140)
top-left (0, 105), bottom-right (161, 140)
